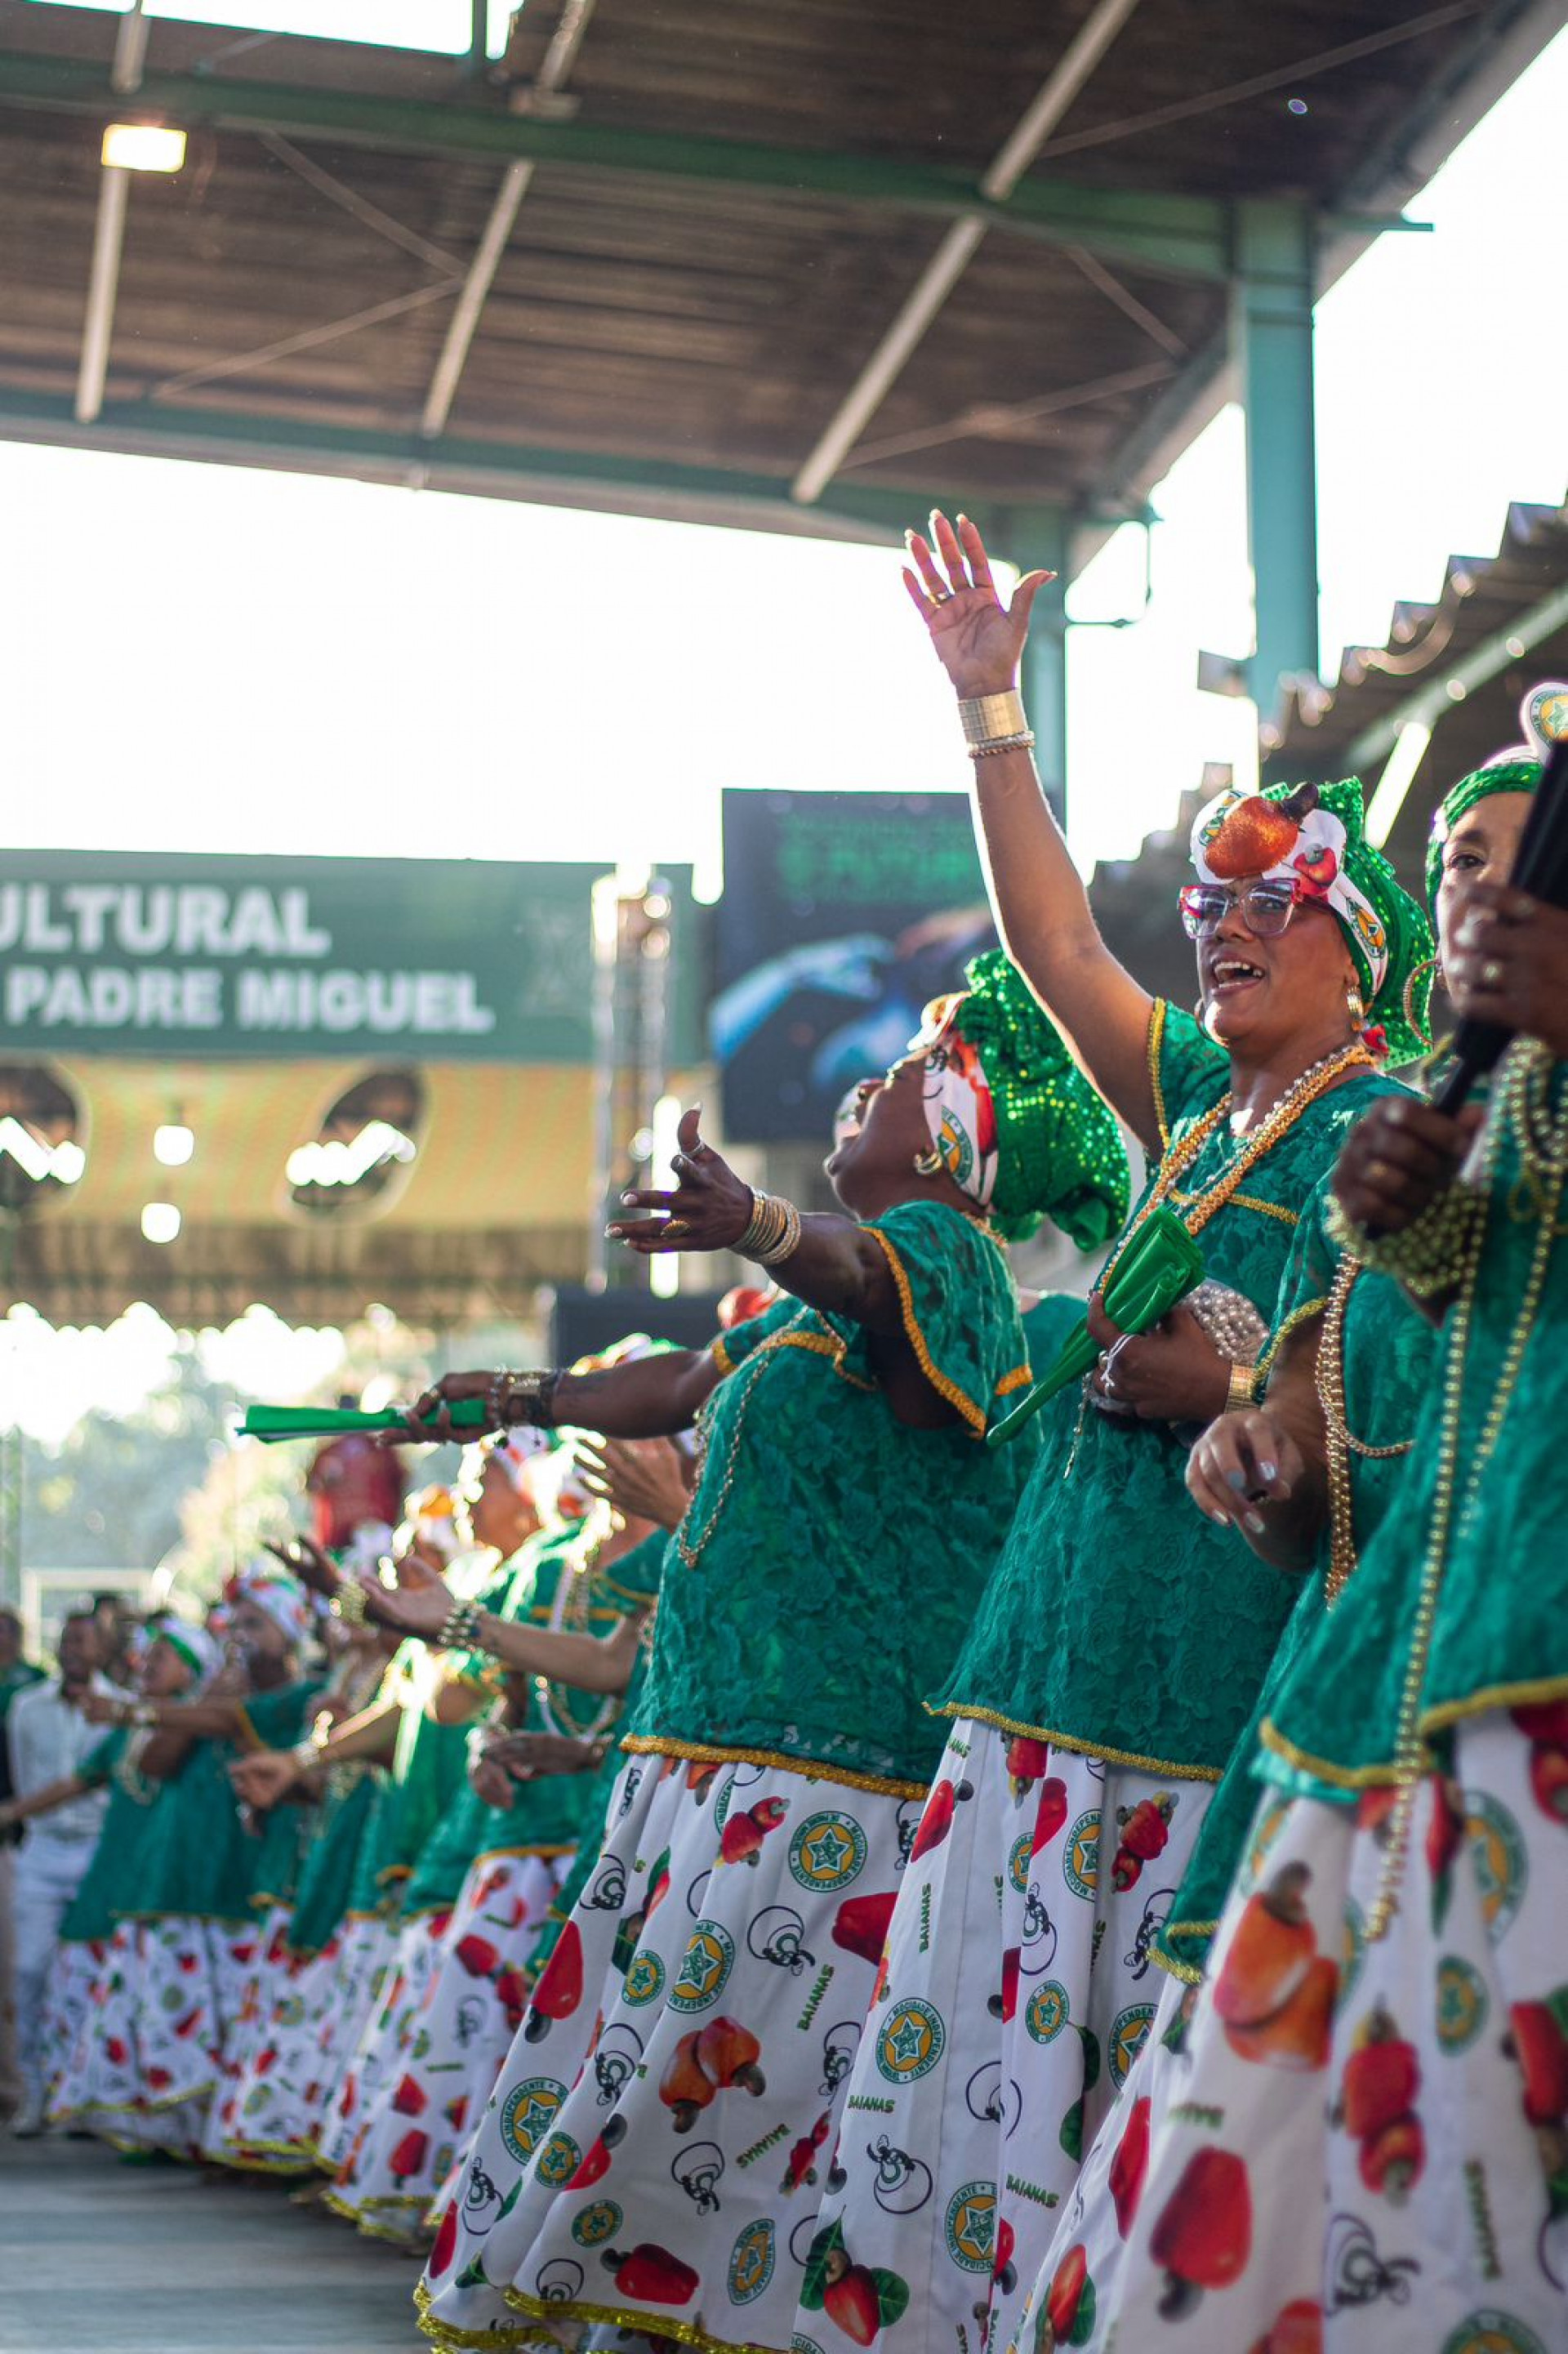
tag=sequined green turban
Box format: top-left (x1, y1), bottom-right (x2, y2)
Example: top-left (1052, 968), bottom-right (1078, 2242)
top-left (1190, 774), bottom-right (1436, 1067)
top-left (912, 948), bottom-right (1130, 1249)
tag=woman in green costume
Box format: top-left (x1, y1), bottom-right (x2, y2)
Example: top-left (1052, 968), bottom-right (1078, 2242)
top-left (412, 946), bottom-right (1129, 2354)
top-left (1038, 691), bottom-right (1568, 2350)
top-left (323, 1448), bottom-right (665, 2246)
top-left (778, 513), bottom-right (1434, 2354)
top-left (0, 1620), bottom-right (220, 2133)
top-left (84, 1567), bottom-right (323, 2156)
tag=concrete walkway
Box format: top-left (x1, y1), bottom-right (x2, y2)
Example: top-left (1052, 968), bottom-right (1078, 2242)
top-left (0, 2135), bottom-right (424, 2352)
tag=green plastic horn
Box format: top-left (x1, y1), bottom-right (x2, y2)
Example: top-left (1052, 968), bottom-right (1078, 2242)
top-left (987, 1206), bottom-right (1207, 1447)
top-left (237, 1402), bottom-right (489, 1445)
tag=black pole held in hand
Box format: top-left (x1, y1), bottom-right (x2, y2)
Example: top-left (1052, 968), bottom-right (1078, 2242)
top-left (1434, 736), bottom-right (1568, 1116)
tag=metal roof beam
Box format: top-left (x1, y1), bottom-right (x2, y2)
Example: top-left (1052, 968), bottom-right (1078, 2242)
top-left (420, 0), bottom-right (599, 443)
top-left (791, 0), bottom-right (1146, 505)
top-left (0, 49), bottom-right (1283, 282)
top-left (0, 386), bottom-right (967, 545)
top-left (74, 4), bottom-right (149, 425)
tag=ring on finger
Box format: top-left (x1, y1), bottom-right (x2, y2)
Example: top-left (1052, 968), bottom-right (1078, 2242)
top-left (1481, 957), bottom-right (1504, 988)
top-left (663, 1218), bottom-right (689, 1240)
top-left (1367, 1156), bottom-right (1396, 1185)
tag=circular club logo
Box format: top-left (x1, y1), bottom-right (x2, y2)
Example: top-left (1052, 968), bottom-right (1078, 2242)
top-left (571, 2199), bottom-right (622, 2248)
top-left (728, 2218), bottom-right (777, 2306)
top-left (670, 1921), bottom-right (736, 2014)
top-left (1436, 1955), bottom-right (1490, 2055)
top-left (1023, 1980), bottom-right (1071, 2047)
top-left (622, 1950), bottom-right (666, 2008)
top-left (1008, 1832), bottom-right (1032, 1895)
top-left (1463, 1791), bottom-right (1527, 1945)
top-left (498, 2076), bottom-right (567, 2168)
top-left (1441, 2316), bottom-right (1548, 2354)
top-left (1063, 1810), bottom-right (1100, 1900)
top-left (1108, 2003), bottom-right (1156, 2087)
top-left (944, 2181), bottom-right (998, 2274)
top-left (875, 1997), bottom-right (947, 2085)
top-left (534, 2128), bottom-right (583, 2188)
top-left (789, 1811), bottom-right (868, 1893)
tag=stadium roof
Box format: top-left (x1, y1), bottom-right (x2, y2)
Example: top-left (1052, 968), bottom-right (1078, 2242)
top-left (0, 0), bottom-right (1557, 568)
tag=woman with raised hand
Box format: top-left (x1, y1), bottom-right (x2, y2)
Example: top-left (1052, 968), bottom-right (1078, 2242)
top-left (1018, 702), bottom-right (1568, 2351)
top-left (795, 512), bottom-right (1435, 2354)
top-left (409, 949), bottom-right (1129, 2354)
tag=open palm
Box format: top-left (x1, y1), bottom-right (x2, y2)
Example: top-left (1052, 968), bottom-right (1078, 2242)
top-left (902, 511), bottom-right (1054, 698)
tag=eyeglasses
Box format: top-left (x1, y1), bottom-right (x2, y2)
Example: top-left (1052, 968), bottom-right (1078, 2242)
top-left (1178, 881), bottom-right (1301, 941)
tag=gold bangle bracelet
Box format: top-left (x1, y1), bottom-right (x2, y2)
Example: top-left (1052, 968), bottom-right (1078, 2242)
top-left (1225, 1360), bottom-right (1258, 1413)
top-left (958, 689), bottom-right (1027, 746)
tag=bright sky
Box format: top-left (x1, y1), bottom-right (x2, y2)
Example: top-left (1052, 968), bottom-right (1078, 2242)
top-left (2, 10), bottom-right (1567, 1442)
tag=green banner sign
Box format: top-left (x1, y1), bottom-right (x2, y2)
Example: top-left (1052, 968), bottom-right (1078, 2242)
top-left (0, 853), bottom-right (612, 1061)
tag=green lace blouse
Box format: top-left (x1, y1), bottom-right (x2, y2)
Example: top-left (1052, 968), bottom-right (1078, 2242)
top-left (518, 1532), bottom-right (667, 1981)
top-left (628, 1199), bottom-right (1036, 1791)
top-left (129, 1680), bottom-right (321, 1927)
top-left (58, 1728), bottom-right (167, 1945)
top-left (930, 1002), bottom-right (1413, 1778)
top-left (1159, 1206), bottom-right (1438, 1973)
top-left (1262, 1045), bottom-right (1568, 1788)
top-left (398, 1531), bottom-right (630, 1915)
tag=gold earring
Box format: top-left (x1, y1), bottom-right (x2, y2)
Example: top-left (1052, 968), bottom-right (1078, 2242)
top-left (1401, 953), bottom-right (1440, 1052)
top-left (912, 1147), bottom-right (943, 1179)
top-left (1346, 981), bottom-right (1365, 1030)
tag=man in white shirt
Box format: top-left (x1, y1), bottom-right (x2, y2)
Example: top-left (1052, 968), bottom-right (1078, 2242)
top-left (5, 1612), bottom-right (123, 2134)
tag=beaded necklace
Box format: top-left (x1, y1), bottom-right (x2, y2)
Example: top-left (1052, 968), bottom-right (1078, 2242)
top-left (1316, 1258), bottom-right (1415, 1606)
top-left (532, 1520), bottom-right (622, 1744)
top-left (1106, 1041), bottom-right (1375, 1294)
top-left (1367, 1041), bottom-right (1568, 1939)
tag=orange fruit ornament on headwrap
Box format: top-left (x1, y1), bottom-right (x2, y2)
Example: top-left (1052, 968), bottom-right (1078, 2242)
top-left (1202, 783), bottom-right (1320, 880)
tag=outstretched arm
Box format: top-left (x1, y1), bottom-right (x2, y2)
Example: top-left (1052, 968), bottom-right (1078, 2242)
top-left (0, 1772), bottom-right (90, 1832)
top-left (904, 512), bottom-right (1160, 1150)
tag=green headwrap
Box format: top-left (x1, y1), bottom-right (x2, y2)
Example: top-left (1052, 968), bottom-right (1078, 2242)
top-left (1190, 774), bottom-right (1436, 1067)
top-left (916, 948), bottom-right (1130, 1250)
top-left (1423, 758), bottom-right (1540, 912)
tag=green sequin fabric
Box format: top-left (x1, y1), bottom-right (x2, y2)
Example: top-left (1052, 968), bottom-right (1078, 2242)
top-left (931, 1001), bottom-right (1414, 1777)
top-left (633, 1199), bottom-right (1037, 1786)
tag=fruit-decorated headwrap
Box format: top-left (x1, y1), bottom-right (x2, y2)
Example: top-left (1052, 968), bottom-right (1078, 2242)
top-left (395, 1483), bottom-right (464, 1565)
top-left (906, 949), bottom-right (1130, 1248)
top-left (235, 1566), bottom-right (311, 1652)
top-left (1189, 776), bottom-right (1435, 1064)
top-left (1423, 682), bottom-right (1568, 911)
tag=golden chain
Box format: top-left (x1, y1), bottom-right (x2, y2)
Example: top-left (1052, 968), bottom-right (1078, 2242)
top-left (1103, 1043), bottom-right (1376, 1295)
top-left (1316, 1257), bottom-right (1414, 1607)
top-left (1367, 1043), bottom-right (1568, 1939)
top-left (675, 1319), bottom-right (802, 1570)
top-left (534, 1521), bottom-right (621, 1742)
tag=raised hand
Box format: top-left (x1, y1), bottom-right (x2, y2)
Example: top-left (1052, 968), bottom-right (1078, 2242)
top-left (1332, 1097), bottom-right (1482, 1237)
top-left (607, 1107), bottom-right (754, 1257)
top-left (1445, 883), bottom-right (1568, 1059)
top-left (265, 1535), bottom-right (338, 1598)
top-left (902, 511), bottom-right (1055, 698)
top-left (577, 1437), bottom-right (692, 1531)
top-left (355, 1566), bottom-right (448, 1640)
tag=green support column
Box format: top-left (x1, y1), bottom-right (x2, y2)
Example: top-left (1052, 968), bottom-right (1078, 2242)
top-left (983, 506), bottom-right (1069, 827)
top-left (1232, 200), bottom-right (1321, 717)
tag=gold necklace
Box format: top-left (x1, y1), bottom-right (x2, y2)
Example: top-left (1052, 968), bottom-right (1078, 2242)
top-left (535, 1523), bottom-right (621, 1743)
top-left (1367, 1044), bottom-right (1568, 1938)
top-left (1106, 1042), bottom-right (1375, 1291)
top-left (1316, 1258), bottom-right (1415, 1606)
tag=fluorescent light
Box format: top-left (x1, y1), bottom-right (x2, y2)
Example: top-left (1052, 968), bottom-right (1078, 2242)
top-left (51, 1142), bottom-right (87, 1185)
top-left (140, 1202), bottom-right (181, 1244)
top-left (154, 1123), bottom-right (195, 1168)
top-left (1365, 720), bottom-right (1432, 849)
top-left (102, 123), bottom-right (187, 174)
top-left (0, 1117), bottom-right (52, 1182)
